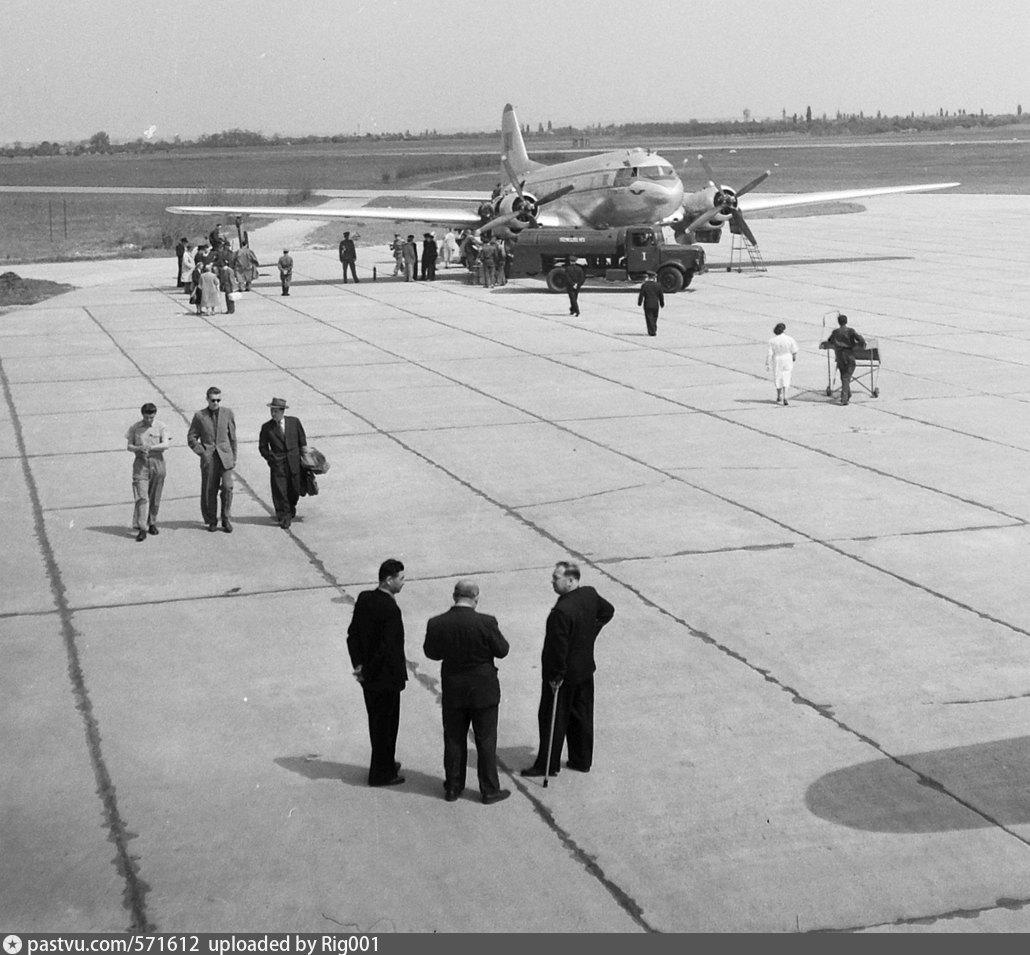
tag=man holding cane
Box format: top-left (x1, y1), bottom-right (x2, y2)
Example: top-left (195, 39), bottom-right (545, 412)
top-left (522, 561), bottom-right (615, 779)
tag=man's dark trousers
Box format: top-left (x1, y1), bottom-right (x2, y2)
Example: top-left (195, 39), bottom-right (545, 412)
top-left (535, 676), bottom-right (594, 772)
top-left (199, 455), bottom-right (233, 526)
top-left (442, 703), bottom-right (501, 795)
top-left (644, 307), bottom-right (659, 336)
top-left (567, 287), bottom-right (580, 316)
top-left (837, 355), bottom-right (856, 403)
top-left (362, 686), bottom-right (401, 785)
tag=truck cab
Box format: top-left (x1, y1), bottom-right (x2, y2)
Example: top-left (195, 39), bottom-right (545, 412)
top-left (624, 227), bottom-right (660, 274)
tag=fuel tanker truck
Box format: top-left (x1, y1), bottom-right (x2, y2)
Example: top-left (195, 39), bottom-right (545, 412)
top-left (508, 225), bottom-right (706, 293)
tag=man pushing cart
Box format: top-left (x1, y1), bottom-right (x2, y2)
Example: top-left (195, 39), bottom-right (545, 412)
top-left (820, 311), bottom-right (880, 405)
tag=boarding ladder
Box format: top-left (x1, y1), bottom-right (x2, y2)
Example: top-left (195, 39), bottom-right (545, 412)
top-left (727, 229), bottom-right (766, 272)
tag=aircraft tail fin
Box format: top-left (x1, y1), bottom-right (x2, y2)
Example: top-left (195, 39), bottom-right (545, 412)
top-left (501, 103), bottom-right (540, 177)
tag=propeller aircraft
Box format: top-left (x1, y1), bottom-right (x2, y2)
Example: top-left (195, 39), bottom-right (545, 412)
top-left (167, 104), bottom-right (959, 248)
top-left (167, 104), bottom-right (686, 238)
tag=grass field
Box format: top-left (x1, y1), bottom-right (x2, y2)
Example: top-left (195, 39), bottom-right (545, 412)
top-left (1, 133), bottom-right (1026, 264)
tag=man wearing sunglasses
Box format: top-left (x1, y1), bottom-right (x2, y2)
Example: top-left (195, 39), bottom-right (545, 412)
top-left (187, 386), bottom-right (238, 533)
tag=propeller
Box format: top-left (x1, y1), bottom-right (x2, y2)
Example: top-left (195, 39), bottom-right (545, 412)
top-left (690, 155), bottom-right (770, 245)
top-left (476, 156), bottom-right (575, 235)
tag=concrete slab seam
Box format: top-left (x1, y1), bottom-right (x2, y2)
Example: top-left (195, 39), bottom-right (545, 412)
top-left (0, 354), bottom-right (152, 932)
top-left (80, 304), bottom-right (357, 606)
top-left (163, 289), bottom-right (665, 930)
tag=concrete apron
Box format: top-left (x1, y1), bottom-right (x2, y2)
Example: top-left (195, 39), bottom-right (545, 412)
top-left (4, 194), bottom-right (1030, 932)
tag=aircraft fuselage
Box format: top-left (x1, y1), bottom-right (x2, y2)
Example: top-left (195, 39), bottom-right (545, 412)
top-left (517, 148), bottom-right (683, 230)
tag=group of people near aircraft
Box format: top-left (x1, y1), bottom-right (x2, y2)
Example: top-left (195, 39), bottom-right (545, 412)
top-left (176, 226), bottom-right (260, 315)
top-left (386, 230), bottom-right (513, 286)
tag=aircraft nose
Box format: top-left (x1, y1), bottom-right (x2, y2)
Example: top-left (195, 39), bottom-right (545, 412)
top-left (631, 178), bottom-right (683, 211)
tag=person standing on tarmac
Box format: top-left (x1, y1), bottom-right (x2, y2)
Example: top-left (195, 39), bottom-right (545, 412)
top-left (637, 272), bottom-right (664, 336)
top-left (423, 579), bottom-right (511, 805)
top-left (563, 259), bottom-right (585, 316)
top-left (479, 239), bottom-right (496, 288)
top-left (277, 249), bottom-right (294, 296)
top-left (175, 237), bottom-right (187, 288)
top-left (522, 561), bottom-right (615, 779)
top-left (347, 559), bottom-right (408, 788)
top-left (402, 235), bottom-right (418, 282)
top-left (390, 234), bottom-right (404, 276)
top-left (421, 233), bottom-right (438, 281)
top-left (339, 232), bottom-right (359, 283)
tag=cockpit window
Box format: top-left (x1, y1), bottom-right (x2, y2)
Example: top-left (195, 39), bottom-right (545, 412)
top-left (637, 164), bottom-right (676, 180)
top-left (615, 164), bottom-right (676, 184)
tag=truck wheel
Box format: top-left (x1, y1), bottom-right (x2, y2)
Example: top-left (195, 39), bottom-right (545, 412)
top-left (546, 268), bottom-right (570, 293)
top-left (681, 270), bottom-right (694, 289)
top-left (657, 266), bottom-right (684, 294)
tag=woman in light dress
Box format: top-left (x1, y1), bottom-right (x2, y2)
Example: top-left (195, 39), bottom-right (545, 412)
top-left (766, 322), bottom-right (798, 405)
top-left (198, 264), bottom-right (221, 316)
top-left (441, 230), bottom-right (459, 268)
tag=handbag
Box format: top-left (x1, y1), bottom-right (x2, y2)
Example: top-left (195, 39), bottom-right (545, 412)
top-left (228, 291), bottom-right (242, 301)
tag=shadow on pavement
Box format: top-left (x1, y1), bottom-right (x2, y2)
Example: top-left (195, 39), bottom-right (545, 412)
top-left (275, 755), bottom-right (449, 801)
top-left (806, 735), bottom-right (1030, 832)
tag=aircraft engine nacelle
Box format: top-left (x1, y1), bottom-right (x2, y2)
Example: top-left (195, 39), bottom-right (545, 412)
top-left (484, 191), bottom-right (540, 234)
top-left (707, 186), bottom-right (738, 226)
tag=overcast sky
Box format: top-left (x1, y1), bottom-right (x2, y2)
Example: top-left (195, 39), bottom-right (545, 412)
top-left (3, 0), bottom-right (1029, 143)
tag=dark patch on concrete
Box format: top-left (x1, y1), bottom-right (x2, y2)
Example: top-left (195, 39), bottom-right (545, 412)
top-left (0, 355), bottom-right (152, 931)
top-left (0, 271), bottom-right (75, 308)
top-left (942, 690), bottom-right (1030, 705)
top-left (817, 893), bottom-right (1030, 932)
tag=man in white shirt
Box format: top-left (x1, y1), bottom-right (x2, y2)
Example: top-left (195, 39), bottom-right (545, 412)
top-left (125, 402), bottom-right (171, 541)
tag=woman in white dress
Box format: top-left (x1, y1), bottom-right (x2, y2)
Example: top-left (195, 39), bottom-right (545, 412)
top-left (766, 322), bottom-right (798, 405)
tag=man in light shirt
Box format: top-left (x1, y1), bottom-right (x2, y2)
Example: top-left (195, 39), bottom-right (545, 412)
top-left (125, 402), bottom-right (171, 542)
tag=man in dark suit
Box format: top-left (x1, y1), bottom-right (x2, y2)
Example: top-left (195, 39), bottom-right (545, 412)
top-left (424, 580), bottom-right (511, 805)
top-left (339, 232), bottom-right (359, 283)
top-left (421, 233), bottom-right (438, 281)
top-left (277, 249), bottom-right (294, 296)
top-left (522, 561), bottom-right (615, 778)
top-left (637, 272), bottom-right (665, 336)
top-left (258, 397), bottom-right (308, 529)
top-left (186, 386), bottom-right (237, 533)
top-left (347, 559), bottom-right (407, 787)
top-left (175, 237), bottom-right (187, 287)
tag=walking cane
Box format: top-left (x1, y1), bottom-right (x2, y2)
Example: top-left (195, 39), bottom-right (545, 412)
top-left (543, 678), bottom-right (563, 789)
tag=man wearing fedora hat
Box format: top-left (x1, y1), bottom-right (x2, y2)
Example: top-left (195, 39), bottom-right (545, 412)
top-left (258, 397), bottom-right (309, 529)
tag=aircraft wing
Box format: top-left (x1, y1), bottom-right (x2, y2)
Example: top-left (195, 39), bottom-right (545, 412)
top-left (165, 202), bottom-right (485, 227)
top-left (738, 182), bottom-right (960, 214)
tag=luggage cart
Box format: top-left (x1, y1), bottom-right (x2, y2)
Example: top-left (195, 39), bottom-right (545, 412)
top-left (821, 311), bottom-right (881, 399)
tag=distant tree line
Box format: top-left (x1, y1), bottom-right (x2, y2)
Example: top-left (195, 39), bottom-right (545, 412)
top-left (4, 109), bottom-right (1030, 157)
